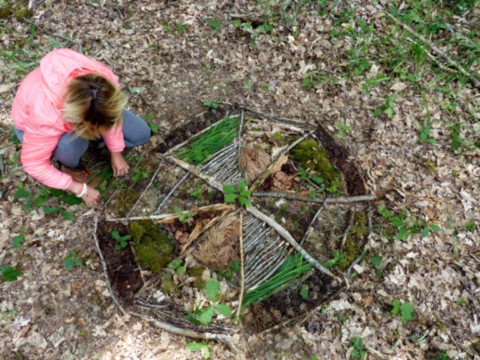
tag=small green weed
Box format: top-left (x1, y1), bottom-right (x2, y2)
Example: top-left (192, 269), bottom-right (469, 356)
top-left (336, 121), bottom-right (352, 137)
top-left (186, 341), bottom-right (211, 359)
top-left (111, 230), bottom-right (131, 250)
top-left (351, 337), bottom-right (367, 359)
top-left (190, 184), bottom-right (204, 199)
top-left (205, 18), bottom-right (221, 35)
top-left (374, 94), bottom-right (397, 119)
top-left (378, 206), bottom-right (441, 241)
top-left (391, 299), bottom-right (414, 324)
top-left (175, 209), bottom-right (193, 225)
top-left (0, 266), bottom-right (22, 282)
top-left (223, 180), bottom-right (251, 208)
top-left (12, 227), bottom-right (25, 249)
top-left (218, 261), bottom-right (240, 281)
top-left (203, 99), bottom-right (222, 110)
top-left (167, 258), bottom-right (186, 276)
top-left (63, 250), bottom-right (83, 271)
top-left (132, 168), bottom-right (149, 183)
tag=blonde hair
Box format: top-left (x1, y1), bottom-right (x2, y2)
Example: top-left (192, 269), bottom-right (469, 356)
top-left (62, 74), bottom-right (127, 140)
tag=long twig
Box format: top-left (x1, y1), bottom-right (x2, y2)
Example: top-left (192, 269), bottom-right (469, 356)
top-left (130, 311), bottom-right (233, 342)
top-left (236, 214), bottom-right (245, 322)
top-left (107, 204), bottom-right (235, 222)
top-left (167, 156), bottom-right (224, 191)
top-left (154, 172), bottom-right (190, 214)
top-left (299, 200), bottom-right (326, 245)
top-left (246, 206), bottom-right (342, 282)
top-left (125, 160), bottom-right (165, 219)
top-left (253, 191), bottom-right (375, 204)
top-left (384, 11), bottom-right (480, 89)
top-left (92, 215), bottom-right (127, 315)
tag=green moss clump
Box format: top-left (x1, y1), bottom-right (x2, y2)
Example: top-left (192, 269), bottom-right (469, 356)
top-left (14, 7), bottom-right (30, 20)
top-left (291, 139), bottom-right (341, 190)
top-left (161, 273), bottom-right (176, 293)
top-left (112, 188), bottom-right (141, 217)
top-left (0, 5), bottom-right (12, 19)
top-left (338, 211), bottom-right (368, 270)
top-left (129, 220), bottom-right (174, 275)
top-left (187, 266), bottom-right (206, 289)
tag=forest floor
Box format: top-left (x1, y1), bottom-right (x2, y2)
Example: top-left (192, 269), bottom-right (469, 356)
top-left (0, 1), bottom-right (479, 359)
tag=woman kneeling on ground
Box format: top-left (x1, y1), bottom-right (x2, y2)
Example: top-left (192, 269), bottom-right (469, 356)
top-left (11, 48), bottom-right (151, 207)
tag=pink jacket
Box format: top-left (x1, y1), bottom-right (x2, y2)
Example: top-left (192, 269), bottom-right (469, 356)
top-left (11, 48), bottom-right (125, 190)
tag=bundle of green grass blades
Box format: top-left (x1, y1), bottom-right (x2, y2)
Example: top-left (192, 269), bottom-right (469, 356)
top-left (242, 253), bottom-right (313, 307)
top-left (177, 116), bottom-right (240, 165)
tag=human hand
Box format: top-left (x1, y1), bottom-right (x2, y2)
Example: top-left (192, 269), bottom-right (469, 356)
top-left (68, 182), bottom-right (100, 207)
top-left (82, 185), bottom-right (100, 207)
top-left (111, 152), bottom-right (129, 177)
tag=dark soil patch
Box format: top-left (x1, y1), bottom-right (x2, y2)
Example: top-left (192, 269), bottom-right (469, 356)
top-left (242, 271), bottom-right (339, 334)
top-left (96, 221), bottom-right (144, 305)
top-left (314, 124), bottom-right (366, 196)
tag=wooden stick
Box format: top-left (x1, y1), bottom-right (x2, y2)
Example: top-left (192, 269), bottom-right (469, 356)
top-left (236, 213), bottom-right (245, 321)
top-left (154, 172), bottom-right (190, 214)
top-left (385, 11), bottom-right (480, 89)
top-left (167, 156), bottom-right (224, 191)
top-left (130, 311), bottom-right (233, 342)
top-left (253, 191), bottom-right (375, 204)
top-left (125, 160), bottom-right (165, 219)
top-left (107, 203), bottom-right (235, 223)
top-left (246, 206), bottom-right (342, 282)
top-left (92, 215), bottom-right (127, 315)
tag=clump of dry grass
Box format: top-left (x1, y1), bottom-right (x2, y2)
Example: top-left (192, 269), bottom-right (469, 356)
top-left (239, 146), bottom-right (270, 184)
top-left (193, 215), bottom-right (240, 270)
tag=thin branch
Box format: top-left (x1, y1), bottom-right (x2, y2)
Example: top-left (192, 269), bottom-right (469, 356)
top-left (236, 213), bottom-right (245, 322)
top-left (385, 11), bottom-right (480, 89)
top-left (299, 200), bottom-right (326, 245)
top-left (130, 311), bottom-right (233, 342)
top-left (167, 156), bottom-right (224, 191)
top-left (125, 160), bottom-right (165, 219)
top-left (154, 172), bottom-right (190, 214)
top-left (253, 191), bottom-right (375, 204)
top-left (107, 203), bottom-right (235, 223)
top-left (246, 206), bottom-right (342, 282)
top-left (92, 215), bottom-right (127, 315)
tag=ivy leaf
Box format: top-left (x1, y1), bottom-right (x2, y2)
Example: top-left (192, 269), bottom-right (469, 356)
top-left (238, 196), bottom-right (250, 208)
top-left (62, 211), bottom-right (74, 221)
top-left (430, 224), bottom-right (441, 232)
top-left (44, 206), bottom-right (62, 215)
top-left (0, 266), bottom-right (22, 282)
top-left (61, 194), bottom-right (82, 205)
top-left (390, 217), bottom-right (404, 227)
top-left (14, 188), bottom-right (30, 200)
top-left (421, 227), bottom-right (430, 237)
top-left (400, 303), bottom-right (414, 323)
top-left (223, 184), bottom-right (236, 194)
top-left (396, 227), bottom-right (409, 241)
top-left (391, 299), bottom-right (401, 316)
top-left (176, 266), bottom-right (186, 276)
top-left (205, 279), bottom-right (220, 302)
top-left (300, 286), bottom-right (309, 300)
top-left (168, 259), bottom-right (183, 270)
top-left (12, 229), bottom-right (25, 249)
top-left (225, 193), bottom-right (238, 203)
top-left (186, 341), bottom-right (208, 351)
top-left (198, 306), bottom-right (215, 325)
top-left (215, 303), bottom-right (232, 317)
